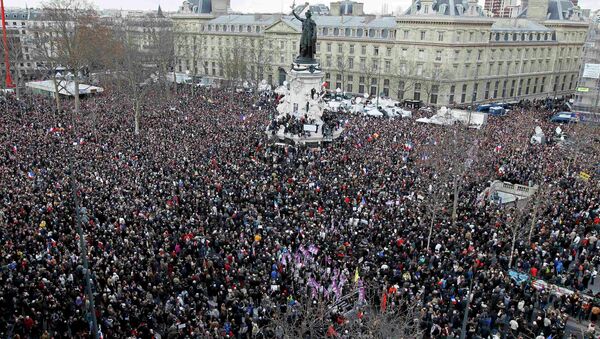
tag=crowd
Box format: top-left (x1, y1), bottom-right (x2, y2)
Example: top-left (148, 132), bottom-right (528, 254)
top-left (1, 88), bottom-right (600, 339)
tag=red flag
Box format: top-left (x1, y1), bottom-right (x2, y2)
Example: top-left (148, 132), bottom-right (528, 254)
top-left (380, 291), bottom-right (388, 313)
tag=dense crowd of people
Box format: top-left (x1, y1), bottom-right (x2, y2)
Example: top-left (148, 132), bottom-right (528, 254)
top-left (1, 87), bottom-right (600, 338)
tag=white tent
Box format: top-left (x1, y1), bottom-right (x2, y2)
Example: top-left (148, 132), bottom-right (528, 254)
top-left (26, 80), bottom-right (104, 98)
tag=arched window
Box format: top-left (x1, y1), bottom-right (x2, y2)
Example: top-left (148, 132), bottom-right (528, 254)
top-left (357, 29), bottom-right (363, 38)
top-left (333, 28), bottom-right (339, 36)
top-left (382, 29), bottom-right (389, 39)
top-left (345, 28), bottom-right (351, 37)
top-left (369, 29), bottom-right (376, 38)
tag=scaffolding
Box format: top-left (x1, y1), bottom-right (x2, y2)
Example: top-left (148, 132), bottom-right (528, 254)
top-left (574, 20), bottom-right (600, 121)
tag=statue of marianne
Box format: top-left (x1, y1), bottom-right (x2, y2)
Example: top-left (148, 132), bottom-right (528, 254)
top-left (291, 2), bottom-right (318, 62)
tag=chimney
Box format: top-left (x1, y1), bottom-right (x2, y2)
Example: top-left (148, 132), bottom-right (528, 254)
top-left (527, 0), bottom-right (549, 21)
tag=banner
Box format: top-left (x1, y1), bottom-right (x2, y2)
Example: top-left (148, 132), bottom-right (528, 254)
top-left (583, 63), bottom-right (600, 79)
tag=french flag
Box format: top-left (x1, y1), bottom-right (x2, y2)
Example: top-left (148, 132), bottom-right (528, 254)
top-left (27, 171), bottom-right (35, 179)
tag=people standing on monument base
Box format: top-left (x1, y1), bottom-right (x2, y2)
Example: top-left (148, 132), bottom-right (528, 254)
top-left (0, 87), bottom-right (599, 338)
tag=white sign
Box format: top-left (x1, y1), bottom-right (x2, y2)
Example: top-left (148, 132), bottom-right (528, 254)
top-left (583, 63), bottom-right (600, 79)
top-left (303, 124), bottom-right (318, 133)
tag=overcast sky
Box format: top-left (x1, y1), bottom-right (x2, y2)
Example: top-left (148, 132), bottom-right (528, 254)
top-left (6, 0), bottom-right (600, 14)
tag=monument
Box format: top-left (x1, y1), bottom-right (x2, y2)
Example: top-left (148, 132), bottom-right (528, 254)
top-left (266, 1), bottom-right (344, 146)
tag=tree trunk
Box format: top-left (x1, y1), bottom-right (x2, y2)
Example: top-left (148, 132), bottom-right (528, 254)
top-left (134, 97), bottom-right (140, 135)
top-left (74, 77), bottom-right (80, 115)
top-left (173, 70), bottom-right (177, 95)
top-left (52, 76), bottom-right (62, 113)
top-left (14, 73), bottom-right (20, 99)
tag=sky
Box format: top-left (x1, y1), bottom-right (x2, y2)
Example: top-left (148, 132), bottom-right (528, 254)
top-left (6, 0), bottom-right (600, 14)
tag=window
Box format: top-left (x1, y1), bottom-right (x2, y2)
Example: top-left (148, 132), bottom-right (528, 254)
top-left (430, 85), bottom-right (439, 104)
top-left (533, 77), bottom-right (538, 93)
top-left (338, 44), bottom-right (343, 54)
top-left (326, 56), bottom-right (332, 67)
top-left (438, 32), bottom-right (444, 42)
top-left (454, 50), bottom-right (460, 61)
top-left (374, 46), bottom-right (379, 56)
top-left (469, 31), bottom-right (474, 41)
top-left (360, 58), bottom-right (366, 70)
top-left (518, 79), bottom-right (523, 96)
top-left (348, 75), bottom-right (353, 82)
top-left (417, 64), bottom-right (423, 76)
top-left (359, 85), bottom-right (365, 94)
top-left (357, 29), bottom-right (363, 38)
top-left (420, 31), bottom-right (426, 40)
top-left (359, 76), bottom-right (365, 84)
top-left (493, 80), bottom-right (499, 98)
top-left (345, 28), bottom-right (351, 37)
top-left (484, 81), bottom-right (490, 99)
top-left (386, 47), bottom-right (392, 57)
top-left (333, 28), bottom-right (339, 36)
top-left (398, 80), bottom-right (405, 100)
top-left (348, 57), bottom-right (354, 69)
top-left (540, 76), bottom-right (546, 93)
top-left (472, 83), bottom-right (478, 102)
top-left (370, 78), bottom-right (378, 96)
top-left (457, 32), bottom-right (462, 42)
top-left (461, 84), bottom-right (467, 103)
top-left (385, 60), bottom-right (391, 73)
top-left (414, 83), bottom-right (421, 100)
top-left (383, 79), bottom-right (390, 97)
top-left (361, 45), bottom-right (366, 55)
top-left (403, 30), bottom-right (409, 39)
top-left (449, 85), bottom-right (455, 104)
top-left (435, 50), bottom-right (442, 61)
top-left (327, 43), bottom-right (332, 52)
top-left (401, 48), bottom-right (408, 58)
top-left (346, 84), bottom-right (353, 93)
top-left (382, 30), bottom-right (389, 39)
top-left (525, 78), bottom-right (531, 95)
top-left (418, 49), bottom-right (425, 59)
top-left (477, 50), bottom-right (483, 61)
top-left (510, 80), bottom-right (516, 97)
top-left (350, 45), bottom-right (355, 54)
top-left (502, 80), bottom-right (507, 98)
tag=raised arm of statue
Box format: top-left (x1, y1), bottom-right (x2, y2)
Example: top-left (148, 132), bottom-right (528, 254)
top-left (292, 9), bottom-right (304, 22)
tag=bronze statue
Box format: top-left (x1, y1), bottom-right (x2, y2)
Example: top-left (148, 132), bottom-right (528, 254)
top-left (291, 2), bottom-right (317, 63)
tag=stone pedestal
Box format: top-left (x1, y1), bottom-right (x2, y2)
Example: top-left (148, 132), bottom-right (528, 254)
top-left (267, 60), bottom-right (344, 146)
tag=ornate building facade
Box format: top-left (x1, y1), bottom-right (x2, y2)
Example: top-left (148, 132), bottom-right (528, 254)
top-left (173, 0), bottom-right (589, 106)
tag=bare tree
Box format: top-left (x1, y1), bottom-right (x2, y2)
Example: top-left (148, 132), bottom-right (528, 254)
top-left (334, 55), bottom-right (349, 92)
top-left (39, 0), bottom-right (101, 115)
top-left (263, 281), bottom-right (423, 338)
top-left (247, 37), bottom-right (272, 91)
top-left (218, 39), bottom-right (248, 90)
top-left (0, 35), bottom-right (24, 98)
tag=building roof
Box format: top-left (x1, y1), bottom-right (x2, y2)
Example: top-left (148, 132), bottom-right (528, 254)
top-left (405, 0), bottom-right (485, 17)
top-left (206, 14), bottom-right (397, 29)
top-left (518, 0), bottom-right (585, 21)
top-left (208, 14), bottom-right (278, 25)
top-left (5, 8), bottom-right (41, 20)
top-left (491, 18), bottom-right (553, 31)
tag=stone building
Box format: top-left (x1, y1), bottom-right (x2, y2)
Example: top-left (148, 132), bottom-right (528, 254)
top-left (173, 0), bottom-right (589, 106)
top-left (1, 8), bottom-right (43, 86)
